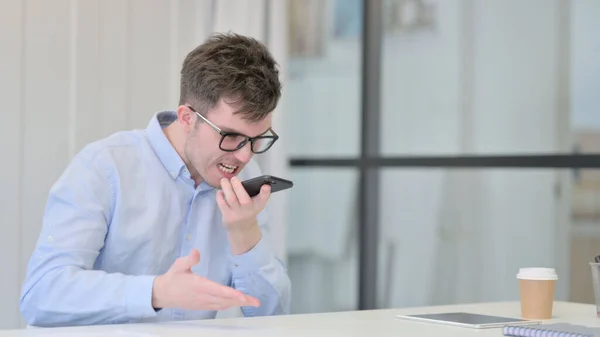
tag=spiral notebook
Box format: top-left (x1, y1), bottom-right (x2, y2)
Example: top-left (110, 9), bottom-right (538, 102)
top-left (503, 323), bottom-right (600, 337)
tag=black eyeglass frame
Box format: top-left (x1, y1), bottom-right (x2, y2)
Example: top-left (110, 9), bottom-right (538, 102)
top-left (185, 105), bottom-right (279, 154)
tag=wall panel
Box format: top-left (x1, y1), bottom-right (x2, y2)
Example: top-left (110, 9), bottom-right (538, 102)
top-left (0, 0), bottom-right (25, 328)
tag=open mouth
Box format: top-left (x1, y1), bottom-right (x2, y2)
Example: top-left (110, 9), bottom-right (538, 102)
top-left (218, 163), bottom-right (238, 174)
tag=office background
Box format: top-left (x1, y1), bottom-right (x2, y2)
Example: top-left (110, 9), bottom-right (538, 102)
top-left (0, 0), bottom-right (599, 330)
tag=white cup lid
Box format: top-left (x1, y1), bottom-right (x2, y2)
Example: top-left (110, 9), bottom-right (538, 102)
top-left (517, 268), bottom-right (558, 280)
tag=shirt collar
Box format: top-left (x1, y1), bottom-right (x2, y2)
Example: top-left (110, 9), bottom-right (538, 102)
top-left (146, 111), bottom-right (187, 179)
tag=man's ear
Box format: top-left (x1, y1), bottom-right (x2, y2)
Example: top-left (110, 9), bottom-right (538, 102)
top-left (176, 105), bottom-right (194, 132)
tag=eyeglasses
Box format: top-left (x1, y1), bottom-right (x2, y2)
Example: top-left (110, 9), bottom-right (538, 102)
top-left (186, 105), bottom-right (279, 154)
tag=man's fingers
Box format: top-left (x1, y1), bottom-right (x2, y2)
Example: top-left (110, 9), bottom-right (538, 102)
top-left (230, 177), bottom-right (251, 205)
top-left (206, 295), bottom-right (252, 310)
top-left (243, 295), bottom-right (261, 307)
top-left (195, 293), bottom-right (237, 311)
top-left (202, 278), bottom-right (246, 301)
top-left (254, 184), bottom-right (271, 209)
top-left (216, 190), bottom-right (230, 211)
top-left (201, 278), bottom-right (259, 306)
top-left (220, 178), bottom-right (239, 208)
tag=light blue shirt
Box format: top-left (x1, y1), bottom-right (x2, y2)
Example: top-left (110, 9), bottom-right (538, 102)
top-left (20, 111), bottom-right (291, 327)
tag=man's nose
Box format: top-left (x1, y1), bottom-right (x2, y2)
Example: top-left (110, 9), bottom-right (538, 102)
top-left (234, 142), bottom-right (254, 164)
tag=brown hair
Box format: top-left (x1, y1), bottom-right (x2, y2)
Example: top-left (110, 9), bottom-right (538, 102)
top-left (179, 32), bottom-right (281, 122)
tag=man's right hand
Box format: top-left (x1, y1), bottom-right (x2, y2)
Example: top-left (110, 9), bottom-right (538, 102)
top-left (151, 249), bottom-right (260, 311)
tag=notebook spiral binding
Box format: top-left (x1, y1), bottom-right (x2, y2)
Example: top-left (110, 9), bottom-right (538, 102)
top-left (503, 324), bottom-right (594, 337)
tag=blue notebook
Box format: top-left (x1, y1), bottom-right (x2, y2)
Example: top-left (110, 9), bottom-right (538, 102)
top-left (504, 323), bottom-right (600, 337)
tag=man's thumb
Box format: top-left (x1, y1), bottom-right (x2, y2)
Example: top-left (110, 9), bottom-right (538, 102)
top-left (169, 249), bottom-right (200, 273)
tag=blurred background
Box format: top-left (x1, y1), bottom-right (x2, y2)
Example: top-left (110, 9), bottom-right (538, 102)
top-left (0, 0), bottom-right (599, 330)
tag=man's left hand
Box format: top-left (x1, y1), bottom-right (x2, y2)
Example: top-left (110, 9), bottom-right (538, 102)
top-left (216, 176), bottom-right (270, 254)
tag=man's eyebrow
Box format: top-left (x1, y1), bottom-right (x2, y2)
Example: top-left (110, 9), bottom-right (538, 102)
top-left (219, 126), bottom-right (243, 134)
top-left (221, 126), bottom-right (273, 138)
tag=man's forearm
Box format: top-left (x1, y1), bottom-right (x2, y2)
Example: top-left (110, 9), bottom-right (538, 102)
top-left (228, 236), bottom-right (291, 316)
top-left (21, 265), bottom-right (158, 327)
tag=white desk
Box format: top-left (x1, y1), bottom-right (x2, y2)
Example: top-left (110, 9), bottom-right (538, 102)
top-left (1, 301), bottom-right (598, 337)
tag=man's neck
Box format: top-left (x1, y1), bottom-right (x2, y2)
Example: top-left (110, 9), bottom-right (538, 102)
top-left (162, 123), bottom-right (203, 186)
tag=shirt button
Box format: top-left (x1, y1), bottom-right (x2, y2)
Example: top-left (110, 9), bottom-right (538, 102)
top-left (185, 234), bottom-right (192, 241)
top-left (47, 236), bottom-right (53, 242)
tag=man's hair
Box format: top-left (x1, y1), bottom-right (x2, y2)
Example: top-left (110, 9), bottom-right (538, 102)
top-left (179, 33), bottom-right (281, 122)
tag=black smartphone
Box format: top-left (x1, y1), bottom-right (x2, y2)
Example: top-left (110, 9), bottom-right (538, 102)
top-left (241, 175), bottom-right (294, 197)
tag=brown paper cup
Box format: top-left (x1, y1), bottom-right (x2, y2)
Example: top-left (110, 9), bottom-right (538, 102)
top-left (517, 268), bottom-right (557, 320)
top-left (519, 279), bottom-right (556, 319)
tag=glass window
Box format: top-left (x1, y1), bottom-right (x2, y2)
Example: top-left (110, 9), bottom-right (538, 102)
top-left (571, 0), bottom-right (600, 154)
top-left (286, 168), bottom-right (359, 313)
top-left (285, 0), bottom-right (362, 158)
top-left (379, 0), bottom-right (576, 156)
top-left (377, 168), bottom-right (572, 308)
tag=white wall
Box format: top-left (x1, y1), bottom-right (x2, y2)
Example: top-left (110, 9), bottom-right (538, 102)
top-left (0, 0), bottom-right (183, 328)
top-left (0, 0), bottom-right (288, 329)
top-left (0, 0), bottom-right (25, 329)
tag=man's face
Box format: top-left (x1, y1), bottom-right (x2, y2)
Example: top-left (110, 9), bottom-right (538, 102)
top-left (181, 99), bottom-right (273, 188)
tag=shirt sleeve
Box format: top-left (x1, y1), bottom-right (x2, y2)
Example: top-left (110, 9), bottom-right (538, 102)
top-left (19, 149), bottom-right (158, 327)
top-left (228, 207), bottom-right (292, 316)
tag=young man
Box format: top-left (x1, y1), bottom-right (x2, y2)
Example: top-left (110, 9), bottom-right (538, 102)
top-left (20, 33), bottom-right (291, 327)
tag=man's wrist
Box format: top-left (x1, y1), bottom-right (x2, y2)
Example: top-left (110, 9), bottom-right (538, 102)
top-left (227, 223), bottom-right (261, 255)
top-left (151, 274), bottom-right (166, 309)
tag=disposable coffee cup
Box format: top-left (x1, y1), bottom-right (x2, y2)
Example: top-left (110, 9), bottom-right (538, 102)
top-left (517, 268), bottom-right (557, 320)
